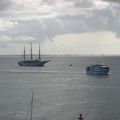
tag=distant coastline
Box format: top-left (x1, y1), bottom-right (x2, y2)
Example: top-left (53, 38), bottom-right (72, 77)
top-left (1, 54), bottom-right (120, 57)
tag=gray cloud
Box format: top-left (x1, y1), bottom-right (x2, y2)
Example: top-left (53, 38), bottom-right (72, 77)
top-left (1, 0), bottom-right (120, 46)
top-left (103, 0), bottom-right (120, 2)
top-left (0, 7), bottom-right (114, 42)
top-left (41, 0), bottom-right (95, 8)
top-left (0, 0), bottom-right (13, 11)
top-left (41, 0), bottom-right (57, 5)
top-left (100, 0), bottom-right (120, 4)
top-left (65, 0), bottom-right (95, 8)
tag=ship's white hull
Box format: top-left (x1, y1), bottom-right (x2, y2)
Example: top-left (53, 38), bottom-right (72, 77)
top-left (86, 64), bottom-right (109, 75)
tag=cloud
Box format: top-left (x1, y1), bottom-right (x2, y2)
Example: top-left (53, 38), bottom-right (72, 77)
top-left (0, 0), bottom-right (13, 11)
top-left (0, 0), bottom-right (96, 21)
top-left (0, 4), bottom-right (119, 43)
top-left (100, 0), bottom-right (120, 4)
top-left (103, 0), bottom-right (120, 2)
top-left (1, 0), bottom-right (120, 55)
top-left (64, 0), bottom-right (95, 8)
top-left (0, 0), bottom-right (120, 48)
top-left (0, 19), bottom-right (16, 31)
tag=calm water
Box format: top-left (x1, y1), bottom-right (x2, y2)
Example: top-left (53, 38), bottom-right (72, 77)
top-left (0, 55), bottom-right (119, 120)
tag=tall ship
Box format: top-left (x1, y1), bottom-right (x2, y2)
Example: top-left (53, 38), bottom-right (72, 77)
top-left (86, 64), bottom-right (110, 75)
top-left (18, 43), bottom-right (50, 66)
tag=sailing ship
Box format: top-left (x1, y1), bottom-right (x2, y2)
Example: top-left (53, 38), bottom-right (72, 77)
top-left (18, 43), bottom-right (50, 66)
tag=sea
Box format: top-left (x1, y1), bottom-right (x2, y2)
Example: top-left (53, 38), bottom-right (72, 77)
top-left (0, 55), bottom-right (120, 120)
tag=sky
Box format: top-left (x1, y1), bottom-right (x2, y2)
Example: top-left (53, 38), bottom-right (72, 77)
top-left (0, 0), bottom-right (120, 55)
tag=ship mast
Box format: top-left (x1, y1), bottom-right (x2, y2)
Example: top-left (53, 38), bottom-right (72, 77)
top-left (39, 44), bottom-right (41, 61)
top-left (23, 46), bottom-right (26, 61)
top-left (31, 43), bottom-right (33, 60)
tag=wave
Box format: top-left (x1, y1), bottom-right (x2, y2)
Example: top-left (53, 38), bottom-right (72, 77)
top-left (0, 69), bottom-right (85, 75)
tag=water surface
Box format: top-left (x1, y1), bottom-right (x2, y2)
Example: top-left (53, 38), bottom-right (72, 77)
top-left (0, 55), bottom-right (119, 120)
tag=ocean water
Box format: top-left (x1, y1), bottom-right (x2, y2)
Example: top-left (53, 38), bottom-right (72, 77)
top-left (0, 55), bottom-right (119, 120)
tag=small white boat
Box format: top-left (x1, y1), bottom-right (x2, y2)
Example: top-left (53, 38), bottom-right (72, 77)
top-left (86, 64), bottom-right (109, 75)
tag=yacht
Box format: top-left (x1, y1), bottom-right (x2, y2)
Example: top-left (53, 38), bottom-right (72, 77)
top-left (86, 64), bottom-right (109, 75)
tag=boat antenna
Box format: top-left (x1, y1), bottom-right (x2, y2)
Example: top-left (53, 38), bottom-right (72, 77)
top-left (39, 44), bottom-right (41, 61)
top-left (31, 43), bottom-right (33, 60)
top-left (24, 92), bottom-right (34, 120)
top-left (24, 46), bottom-right (26, 61)
top-left (30, 92), bottom-right (34, 120)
